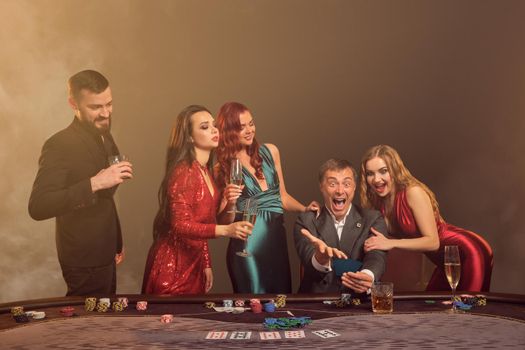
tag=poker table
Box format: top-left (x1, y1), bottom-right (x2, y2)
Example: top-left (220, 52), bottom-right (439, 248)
top-left (1, 292), bottom-right (524, 349)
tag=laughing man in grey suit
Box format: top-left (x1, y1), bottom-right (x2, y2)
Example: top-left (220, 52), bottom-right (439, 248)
top-left (294, 159), bottom-right (388, 294)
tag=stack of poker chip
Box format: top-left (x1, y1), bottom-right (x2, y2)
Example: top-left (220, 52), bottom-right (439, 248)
top-left (117, 297), bottom-right (129, 309)
top-left (204, 301), bottom-right (216, 309)
top-left (223, 299), bottom-right (233, 308)
top-left (350, 298), bottom-right (361, 306)
top-left (11, 306), bottom-right (29, 323)
top-left (97, 298), bottom-right (110, 313)
top-left (275, 294), bottom-right (287, 308)
top-left (234, 299), bottom-right (245, 307)
top-left (112, 301), bottom-right (124, 312)
top-left (11, 306), bottom-right (24, 316)
top-left (136, 301), bottom-right (148, 311)
top-left (160, 314), bottom-right (174, 323)
top-left (264, 300), bottom-right (276, 313)
top-left (60, 306), bottom-right (75, 317)
top-left (250, 299), bottom-right (262, 313)
top-left (85, 297), bottom-right (97, 312)
top-left (475, 296), bottom-right (487, 306)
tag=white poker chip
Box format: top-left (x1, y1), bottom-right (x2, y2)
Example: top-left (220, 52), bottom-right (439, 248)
top-left (32, 311), bottom-right (46, 319)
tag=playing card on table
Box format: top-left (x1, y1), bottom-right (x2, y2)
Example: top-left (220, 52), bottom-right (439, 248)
top-left (205, 331), bottom-right (228, 339)
top-left (259, 331), bottom-right (281, 340)
top-left (284, 330), bottom-right (305, 338)
top-left (312, 329), bottom-right (341, 338)
top-left (230, 331), bottom-right (252, 340)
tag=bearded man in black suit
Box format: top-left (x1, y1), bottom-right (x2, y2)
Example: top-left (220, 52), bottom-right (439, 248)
top-left (294, 159), bottom-right (388, 294)
top-left (29, 70), bottom-right (133, 296)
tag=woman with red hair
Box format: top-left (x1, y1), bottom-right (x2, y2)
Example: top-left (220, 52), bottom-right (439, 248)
top-left (216, 102), bottom-right (319, 293)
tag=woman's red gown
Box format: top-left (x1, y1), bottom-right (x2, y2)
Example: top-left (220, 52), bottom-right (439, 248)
top-left (387, 189), bottom-right (493, 292)
top-left (142, 161), bottom-right (218, 295)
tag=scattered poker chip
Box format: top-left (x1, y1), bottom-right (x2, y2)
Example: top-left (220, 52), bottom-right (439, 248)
top-left (223, 299), bottom-right (233, 308)
top-left (324, 294), bottom-right (362, 308)
top-left (13, 314), bottom-right (30, 323)
top-left (136, 301), bottom-right (148, 311)
top-left (204, 301), bottom-right (216, 309)
top-left (160, 314), bottom-right (174, 323)
top-left (334, 300), bottom-right (346, 308)
top-left (32, 311), bottom-right (46, 320)
top-left (341, 294), bottom-right (351, 303)
top-left (251, 303), bottom-right (263, 313)
top-left (264, 317), bottom-right (312, 330)
top-left (60, 306), bottom-right (75, 317)
top-left (453, 301), bottom-right (473, 310)
top-left (250, 298), bottom-right (261, 306)
top-left (234, 299), bottom-right (245, 307)
top-left (442, 295), bottom-right (487, 308)
top-left (350, 298), bottom-right (361, 306)
top-left (264, 301), bottom-right (276, 313)
top-left (11, 306), bottom-right (24, 316)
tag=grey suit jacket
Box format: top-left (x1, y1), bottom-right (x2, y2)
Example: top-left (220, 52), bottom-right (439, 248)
top-left (293, 205), bottom-right (388, 293)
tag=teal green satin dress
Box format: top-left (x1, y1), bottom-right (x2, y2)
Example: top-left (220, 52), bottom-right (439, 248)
top-left (226, 145), bottom-right (292, 293)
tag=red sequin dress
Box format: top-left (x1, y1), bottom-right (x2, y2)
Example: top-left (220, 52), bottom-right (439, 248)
top-left (386, 189), bottom-right (493, 292)
top-left (142, 161), bottom-right (218, 295)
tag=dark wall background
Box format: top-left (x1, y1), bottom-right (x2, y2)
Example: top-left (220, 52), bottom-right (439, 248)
top-left (1, 0), bottom-right (524, 302)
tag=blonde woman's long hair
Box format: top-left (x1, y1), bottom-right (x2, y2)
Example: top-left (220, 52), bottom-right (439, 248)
top-left (359, 145), bottom-right (441, 221)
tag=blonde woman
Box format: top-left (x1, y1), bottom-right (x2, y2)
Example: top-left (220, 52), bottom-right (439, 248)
top-left (360, 145), bottom-right (493, 292)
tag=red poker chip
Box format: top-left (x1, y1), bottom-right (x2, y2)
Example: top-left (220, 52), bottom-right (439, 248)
top-left (60, 306), bottom-right (75, 317)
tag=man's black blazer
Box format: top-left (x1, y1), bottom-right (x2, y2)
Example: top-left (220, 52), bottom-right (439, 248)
top-left (29, 118), bottom-right (122, 267)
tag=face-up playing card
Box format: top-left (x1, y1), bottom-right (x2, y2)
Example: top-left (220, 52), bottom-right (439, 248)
top-left (230, 331), bottom-right (252, 340)
top-left (206, 331), bottom-right (228, 339)
top-left (284, 330), bottom-right (305, 338)
top-left (259, 331), bottom-right (281, 340)
top-left (312, 329), bottom-right (341, 338)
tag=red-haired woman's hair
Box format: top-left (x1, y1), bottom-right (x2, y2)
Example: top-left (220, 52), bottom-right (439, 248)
top-left (216, 102), bottom-right (263, 188)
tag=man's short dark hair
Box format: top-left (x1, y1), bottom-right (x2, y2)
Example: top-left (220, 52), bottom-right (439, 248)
top-left (68, 70), bottom-right (109, 101)
top-left (318, 158), bottom-right (357, 183)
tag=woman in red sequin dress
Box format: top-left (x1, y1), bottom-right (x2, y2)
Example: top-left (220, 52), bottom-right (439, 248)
top-left (360, 145), bottom-right (493, 292)
top-left (142, 105), bottom-right (253, 295)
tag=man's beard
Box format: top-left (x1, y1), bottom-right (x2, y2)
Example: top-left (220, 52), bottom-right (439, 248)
top-left (80, 116), bottom-right (111, 134)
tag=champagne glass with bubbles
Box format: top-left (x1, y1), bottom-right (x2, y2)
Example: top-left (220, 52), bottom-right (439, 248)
top-left (227, 159), bottom-right (243, 214)
top-left (230, 158), bottom-right (243, 187)
top-left (236, 198), bottom-right (257, 258)
top-left (444, 245), bottom-right (461, 312)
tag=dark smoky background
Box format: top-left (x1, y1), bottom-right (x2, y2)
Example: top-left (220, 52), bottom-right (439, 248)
top-left (1, 0), bottom-right (524, 302)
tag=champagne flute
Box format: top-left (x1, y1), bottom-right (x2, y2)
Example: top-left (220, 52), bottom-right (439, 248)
top-left (236, 198), bottom-right (257, 258)
top-left (230, 158), bottom-right (243, 186)
top-left (227, 159), bottom-right (243, 214)
top-left (444, 245), bottom-right (461, 312)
